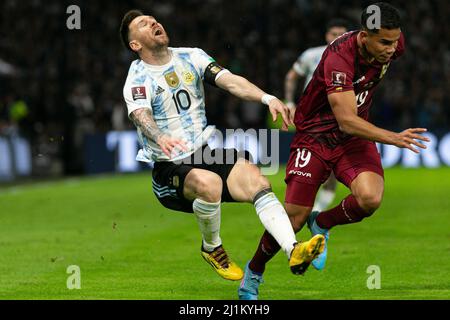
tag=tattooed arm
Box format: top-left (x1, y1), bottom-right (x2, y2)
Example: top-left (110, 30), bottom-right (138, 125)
top-left (130, 108), bottom-right (187, 158)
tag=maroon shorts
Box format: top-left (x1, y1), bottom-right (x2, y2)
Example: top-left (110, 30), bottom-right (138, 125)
top-left (285, 134), bottom-right (384, 207)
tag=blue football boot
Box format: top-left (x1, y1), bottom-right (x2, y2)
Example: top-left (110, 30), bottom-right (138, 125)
top-left (307, 211), bottom-right (330, 270)
top-left (238, 262), bottom-right (264, 300)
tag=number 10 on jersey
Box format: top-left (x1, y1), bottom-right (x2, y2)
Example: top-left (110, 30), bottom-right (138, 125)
top-left (172, 89), bottom-right (191, 114)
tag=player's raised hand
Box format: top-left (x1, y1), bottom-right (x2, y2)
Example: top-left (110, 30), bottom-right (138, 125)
top-left (156, 134), bottom-right (189, 158)
top-left (268, 99), bottom-right (293, 131)
top-left (394, 128), bottom-right (430, 153)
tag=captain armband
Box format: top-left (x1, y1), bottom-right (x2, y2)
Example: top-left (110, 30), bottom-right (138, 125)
top-left (204, 62), bottom-right (230, 86)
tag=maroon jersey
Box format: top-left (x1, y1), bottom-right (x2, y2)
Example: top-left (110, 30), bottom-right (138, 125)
top-left (294, 30), bottom-right (405, 148)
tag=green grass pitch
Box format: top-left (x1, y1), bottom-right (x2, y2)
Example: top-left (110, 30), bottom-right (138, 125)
top-left (0, 167), bottom-right (449, 300)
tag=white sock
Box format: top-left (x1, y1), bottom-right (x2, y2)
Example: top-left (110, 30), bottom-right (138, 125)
top-left (192, 198), bottom-right (222, 252)
top-left (254, 191), bottom-right (297, 258)
top-left (312, 189), bottom-right (336, 212)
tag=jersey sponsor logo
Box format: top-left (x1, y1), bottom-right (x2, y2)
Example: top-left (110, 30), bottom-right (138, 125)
top-left (288, 169), bottom-right (312, 178)
top-left (155, 86), bottom-right (165, 95)
top-left (294, 148), bottom-right (311, 168)
top-left (164, 71), bottom-right (180, 88)
top-left (332, 71), bottom-right (346, 86)
top-left (181, 71), bottom-right (195, 85)
top-left (131, 86), bottom-right (147, 100)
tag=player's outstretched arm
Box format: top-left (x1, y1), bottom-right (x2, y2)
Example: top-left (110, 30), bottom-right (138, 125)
top-left (328, 91), bottom-right (430, 153)
top-left (215, 72), bottom-right (292, 130)
top-left (130, 108), bottom-right (187, 158)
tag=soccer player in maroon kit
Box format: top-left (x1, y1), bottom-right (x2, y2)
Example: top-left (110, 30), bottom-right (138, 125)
top-left (238, 2), bottom-right (430, 300)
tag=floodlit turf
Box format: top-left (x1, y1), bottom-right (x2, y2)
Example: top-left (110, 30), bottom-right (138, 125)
top-left (0, 167), bottom-right (449, 300)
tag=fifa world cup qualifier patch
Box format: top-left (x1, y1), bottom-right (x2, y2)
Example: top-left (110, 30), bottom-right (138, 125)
top-left (332, 71), bottom-right (346, 86)
top-left (131, 86), bottom-right (147, 100)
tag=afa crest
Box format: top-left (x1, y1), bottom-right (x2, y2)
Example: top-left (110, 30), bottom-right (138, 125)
top-left (182, 71), bottom-right (195, 85)
top-left (164, 71), bottom-right (180, 88)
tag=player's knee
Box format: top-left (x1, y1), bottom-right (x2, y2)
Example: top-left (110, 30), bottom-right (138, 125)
top-left (254, 175), bottom-right (271, 193)
top-left (246, 168), bottom-right (271, 199)
top-left (190, 171), bottom-right (222, 203)
top-left (356, 190), bottom-right (383, 214)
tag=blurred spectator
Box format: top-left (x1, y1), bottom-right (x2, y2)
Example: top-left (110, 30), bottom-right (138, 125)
top-left (0, 0), bottom-right (448, 175)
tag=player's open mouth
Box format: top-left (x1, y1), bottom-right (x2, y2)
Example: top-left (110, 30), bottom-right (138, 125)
top-left (154, 29), bottom-right (163, 36)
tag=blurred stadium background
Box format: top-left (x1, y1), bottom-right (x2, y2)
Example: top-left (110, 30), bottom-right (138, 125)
top-left (1, 0), bottom-right (449, 179)
top-left (0, 0), bottom-right (449, 300)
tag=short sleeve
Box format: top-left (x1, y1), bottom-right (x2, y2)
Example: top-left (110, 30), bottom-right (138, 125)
top-left (191, 48), bottom-right (216, 80)
top-left (324, 51), bottom-right (355, 95)
top-left (293, 51), bottom-right (309, 77)
top-left (123, 76), bottom-right (152, 117)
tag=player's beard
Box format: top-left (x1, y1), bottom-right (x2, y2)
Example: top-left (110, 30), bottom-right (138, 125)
top-left (144, 35), bottom-right (170, 60)
top-left (151, 33), bottom-right (170, 50)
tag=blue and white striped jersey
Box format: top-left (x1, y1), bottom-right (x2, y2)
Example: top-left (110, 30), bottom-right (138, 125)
top-left (123, 47), bottom-right (226, 162)
top-left (292, 45), bottom-right (327, 89)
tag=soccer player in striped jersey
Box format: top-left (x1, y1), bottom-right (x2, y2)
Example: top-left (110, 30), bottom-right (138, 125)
top-left (120, 10), bottom-right (324, 283)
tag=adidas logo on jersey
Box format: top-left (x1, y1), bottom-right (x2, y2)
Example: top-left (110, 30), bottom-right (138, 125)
top-left (156, 86), bottom-right (165, 95)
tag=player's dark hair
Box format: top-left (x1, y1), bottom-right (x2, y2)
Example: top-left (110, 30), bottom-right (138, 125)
top-left (361, 2), bottom-right (401, 33)
top-left (326, 18), bottom-right (349, 32)
top-left (120, 9), bottom-right (144, 52)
